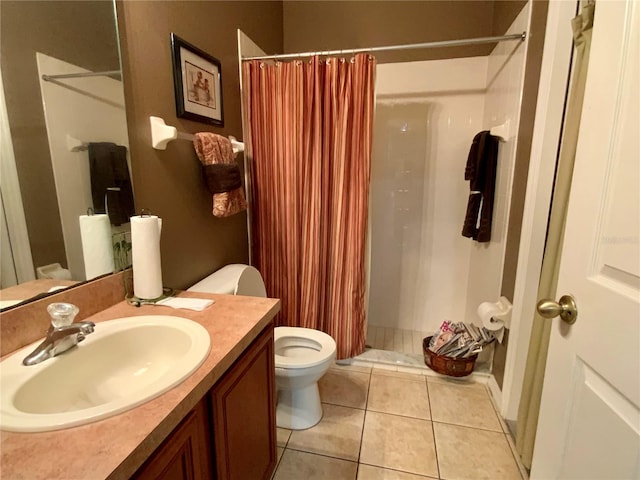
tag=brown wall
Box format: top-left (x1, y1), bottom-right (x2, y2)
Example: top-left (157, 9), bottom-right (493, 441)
top-left (283, 1), bottom-right (526, 63)
top-left (493, 0), bottom-right (529, 36)
top-left (1, 1), bottom-right (120, 271)
top-left (117, 1), bottom-right (283, 290)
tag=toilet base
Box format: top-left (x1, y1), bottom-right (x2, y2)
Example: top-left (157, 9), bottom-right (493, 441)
top-left (276, 383), bottom-right (323, 430)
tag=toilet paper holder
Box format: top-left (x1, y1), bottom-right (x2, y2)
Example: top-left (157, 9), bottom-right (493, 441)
top-left (492, 296), bottom-right (512, 326)
top-left (477, 296), bottom-right (513, 329)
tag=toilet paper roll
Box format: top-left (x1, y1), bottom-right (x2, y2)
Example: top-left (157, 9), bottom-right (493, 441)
top-left (131, 215), bottom-right (163, 299)
top-left (477, 302), bottom-right (506, 331)
top-left (36, 263), bottom-right (73, 280)
top-left (477, 297), bottom-right (512, 343)
top-left (79, 214), bottom-right (115, 280)
top-left (46, 267), bottom-right (73, 280)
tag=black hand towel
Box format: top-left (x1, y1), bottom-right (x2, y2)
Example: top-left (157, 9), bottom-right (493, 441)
top-left (88, 142), bottom-right (135, 226)
top-left (461, 131), bottom-right (499, 242)
top-left (202, 163), bottom-right (243, 193)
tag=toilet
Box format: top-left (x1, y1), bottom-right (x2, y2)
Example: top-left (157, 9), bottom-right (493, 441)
top-left (188, 264), bottom-right (336, 430)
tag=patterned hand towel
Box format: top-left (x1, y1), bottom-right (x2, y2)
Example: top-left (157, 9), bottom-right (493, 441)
top-left (193, 133), bottom-right (247, 217)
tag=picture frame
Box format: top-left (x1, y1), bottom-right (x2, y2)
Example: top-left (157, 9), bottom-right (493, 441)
top-left (170, 33), bottom-right (224, 126)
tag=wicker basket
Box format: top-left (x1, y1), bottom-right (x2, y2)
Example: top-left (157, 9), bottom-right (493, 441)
top-left (423, 336), bottom-right (477, 377)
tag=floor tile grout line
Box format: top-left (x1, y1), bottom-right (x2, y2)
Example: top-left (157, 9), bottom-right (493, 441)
top-left (321, 400), bottom-right (367, 411)
top-left (364, 365), bottom-right (372, 411)
top-left (364, 406), bottom-right (434, 423)
top-left (485, 385), bottom-right (515, 440)
top-left (430, 419), bottom-right (506, 434)
top-left (365, 406), bottom-right (430, 421)
top-left (425, 375), bottom-right (442, 480)
top-left (283, 445), bottom-right (360, 465)
top-left (355, 410), bottom-right (366, 479)
top-left (354, 364), bottom-right (374, 478)
top-left (483, 383), bottom-right (510, 433)
top-left (371, 370), bottom-right (429, 380)
top-left (482, 383), bottom-right (528, 479)
top-left (272, 428), bottom-right (291, 476)
top-left (504, 431), bottom-right (528, 480)
top-left (358, 460), bottom-right (440, 479)
top-left (278, 427), bottom-right (292, 449)
top-left (272, 446), bottom-right (284, 478)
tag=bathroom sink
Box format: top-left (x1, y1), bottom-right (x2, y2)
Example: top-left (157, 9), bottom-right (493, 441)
top-left (0, 315), bottom-right (210, 432)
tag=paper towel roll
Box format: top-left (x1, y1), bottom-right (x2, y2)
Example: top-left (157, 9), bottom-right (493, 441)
top-left (131, 215), bottom-right (163, 299)
top-left (79, 214), bottom-right (115, 280)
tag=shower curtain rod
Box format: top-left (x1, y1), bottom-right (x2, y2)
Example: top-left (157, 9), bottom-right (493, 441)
top-left (42, 70), bottom-right (121, 82)
top-left (242, 32), bottom-right (526, 61)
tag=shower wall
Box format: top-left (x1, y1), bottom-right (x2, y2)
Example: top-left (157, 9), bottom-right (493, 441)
top-left (367, 4), bottom-right (530, 337)
top-left (368, 57), bottom-right (488, 333)
top-left (464, 3), bottom-right (531, 325)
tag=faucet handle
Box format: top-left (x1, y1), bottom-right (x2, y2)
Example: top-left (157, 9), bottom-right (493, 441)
top-left (47, 303), bottom-right (80, 328)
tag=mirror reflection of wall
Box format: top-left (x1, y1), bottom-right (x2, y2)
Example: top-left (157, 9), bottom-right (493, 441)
top-left (0, 0), bottom-right (132, 309)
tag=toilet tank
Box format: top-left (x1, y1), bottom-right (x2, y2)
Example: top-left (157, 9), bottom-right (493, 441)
top-left (187, 264), bottom-right (267, 297)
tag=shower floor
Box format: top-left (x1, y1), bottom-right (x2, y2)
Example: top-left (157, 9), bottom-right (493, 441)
top-left (365, 325), bottom-right (429, 356)
top-left (352, 325), bottom-right (490, 376)
top-left (355, 326), bottom-right (431, 371)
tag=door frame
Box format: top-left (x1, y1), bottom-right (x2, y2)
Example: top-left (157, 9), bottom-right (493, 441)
top-left (494, 0), bottom-right (579, 424)
top-left (0, 70), bottom-right (35, 284)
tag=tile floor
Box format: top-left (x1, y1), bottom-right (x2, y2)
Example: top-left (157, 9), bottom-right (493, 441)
top-left (272, 363), bottom-right (526, 480)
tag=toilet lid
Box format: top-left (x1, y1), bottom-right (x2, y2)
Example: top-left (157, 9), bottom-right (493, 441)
top-left (187, 264), bottom-right (266, 297)
top-left (274, 327), bottom-right (337, 369)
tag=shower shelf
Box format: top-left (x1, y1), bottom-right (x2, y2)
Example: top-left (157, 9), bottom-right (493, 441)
top-left (490, 120), bottom-right (510, 142)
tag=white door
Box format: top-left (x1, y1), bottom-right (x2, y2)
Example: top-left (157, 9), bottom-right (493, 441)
top-left (531, 1), bottom-right (640, 479)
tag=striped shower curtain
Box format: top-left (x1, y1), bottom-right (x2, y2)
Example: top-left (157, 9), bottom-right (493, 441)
top-left (242, 54), bottom-right (375, 359)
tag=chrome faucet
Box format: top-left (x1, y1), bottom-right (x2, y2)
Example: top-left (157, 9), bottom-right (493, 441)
top-left (22, 303), bottom-right (95, 366)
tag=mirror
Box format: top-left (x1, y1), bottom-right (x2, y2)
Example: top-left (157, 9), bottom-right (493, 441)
top-left (0, 0), bottom-right (133, 310)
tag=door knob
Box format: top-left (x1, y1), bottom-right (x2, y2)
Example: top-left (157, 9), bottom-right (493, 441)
top-left (536, 294), bottom-right (578, 325)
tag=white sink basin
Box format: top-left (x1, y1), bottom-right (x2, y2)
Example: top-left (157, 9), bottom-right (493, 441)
top-left (0, 315), bottom-right (210, 432)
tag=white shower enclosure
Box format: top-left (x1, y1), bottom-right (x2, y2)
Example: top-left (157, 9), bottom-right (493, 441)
top-left (366, 4), bottom-right (531, 357)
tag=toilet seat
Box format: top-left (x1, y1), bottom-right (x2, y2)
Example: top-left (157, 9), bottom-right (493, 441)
top-left (274, 327), bottom-right (336, 370)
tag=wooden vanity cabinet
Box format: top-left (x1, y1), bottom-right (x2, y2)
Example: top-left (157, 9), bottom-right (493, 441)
top-left (133, 399), bottom-right (213, 480)
top-left (210, 324), bottom-right (277, 480)
top-left (133, 324), bottom-right (276, 480)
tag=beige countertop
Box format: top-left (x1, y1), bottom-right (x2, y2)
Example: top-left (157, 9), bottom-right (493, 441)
top-left (0, 291), bottom-right (280, 480)
top-left (0, 279), bottom-right (78, 304)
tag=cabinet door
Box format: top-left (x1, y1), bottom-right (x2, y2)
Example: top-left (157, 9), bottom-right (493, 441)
top-left (211, 325), bottom-right (276, 480)
top-left (133, 400), bottom-right (213, 480)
